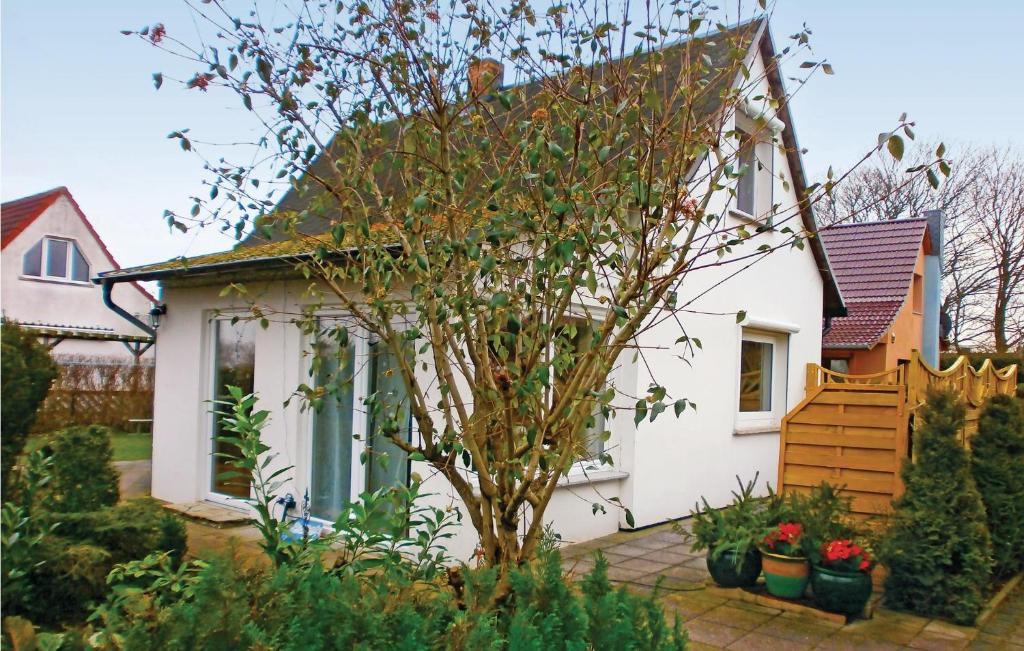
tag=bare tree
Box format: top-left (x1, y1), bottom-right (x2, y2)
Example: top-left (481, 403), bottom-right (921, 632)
top-left (817, 143), bottom-right (1023, 352)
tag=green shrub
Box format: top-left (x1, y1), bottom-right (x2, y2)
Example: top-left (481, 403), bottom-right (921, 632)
top-left (1, 319), bottom-right (59, 491)
top-left (45, 498), bottom-right (188, 566)
top-left (41, 425), bottom-right (120, 512)
top-left (3, 498), bottom-right (187, 628)
top-left (87, 548), bottom-right (686, 651)
top-left (685, 474), bottom-right (770, 563)
top-left (880, 387), bottom-right (993, 625)
top-left (971, 394), bottom-right (1024, 578)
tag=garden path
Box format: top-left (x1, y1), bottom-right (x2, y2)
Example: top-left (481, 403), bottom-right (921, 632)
top-left (561, 522), bottom-right (1024, 650)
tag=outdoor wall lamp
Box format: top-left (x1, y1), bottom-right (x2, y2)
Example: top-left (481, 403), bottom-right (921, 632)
top-left (149, 303), bottom-right (168, 330)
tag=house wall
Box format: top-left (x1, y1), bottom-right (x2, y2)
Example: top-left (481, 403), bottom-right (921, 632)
top-left (147, 45), bottom-right (826, 556)
top-left (150, 280), bottom-right (622, 560)
top-left (1, 195), bottom-right (153, 361)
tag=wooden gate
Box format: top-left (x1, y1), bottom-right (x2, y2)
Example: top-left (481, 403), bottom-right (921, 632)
top-left (777, 352), bottom-right (1018, 518)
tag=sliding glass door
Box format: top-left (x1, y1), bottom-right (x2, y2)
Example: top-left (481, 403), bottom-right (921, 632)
top-left (308, 326), bottom-right (412, 520)
top-left (309, 332), bottom-right (356, 521)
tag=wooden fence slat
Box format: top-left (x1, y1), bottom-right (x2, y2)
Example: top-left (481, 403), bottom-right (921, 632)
top-left (785, 431), bottom-right (897, 450)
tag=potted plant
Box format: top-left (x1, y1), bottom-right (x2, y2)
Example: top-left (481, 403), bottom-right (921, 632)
top-left (811, 538), bottom-right (875, 616)
top-left (684, 475), bottom-right (767, 588)
top-left (760, 521), bottom-right (810, 598)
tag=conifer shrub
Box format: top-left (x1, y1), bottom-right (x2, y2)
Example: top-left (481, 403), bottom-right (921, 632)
top-left (879, 387), bottom-right (993, 625)
top-left (1, 319), bottom-right (59, 491)
top-left (40, 425), bottom-right (120, 512)
top-left (970, 394), bottom-right (1024, 578)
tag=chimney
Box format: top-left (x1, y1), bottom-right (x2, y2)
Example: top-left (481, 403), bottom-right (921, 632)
top-left (468, 58), bottom-right (503, 96)
top-left (921, 209), bottom-right (945, 367)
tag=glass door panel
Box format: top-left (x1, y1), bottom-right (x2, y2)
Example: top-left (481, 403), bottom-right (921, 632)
top-left (210, 319), bottom-right (256, 498)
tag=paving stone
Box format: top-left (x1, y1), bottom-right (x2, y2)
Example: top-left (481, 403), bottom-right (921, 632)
top-left (604, 543), bottom-right (656, 557)
top-left (923, 619), bottom-right (979, 640)
top-left (684, 619), bottom-right (748, 647)
top-left (727, 630), bottom-right (813, 650)
top-left (698, 604), bottom-right (777, 631)
top-left (840, 620), bottom-right (924, 646)
top-left (813, 634), bottom-right (905, 650)
top-left (661, 593), bottom-right (728, 621)
top-left (605, 565), bottom-right (646, 582)
top-left (629, 535), bottom-right (681, 551)
top-left (616, 556), bottom-right (673, 574)
top-left (660, 564), bottom-right (711, 582)
top-left (753, 615), bottom-right (835, 646)
top-left (907, 630), bottom-right (970, 650)
top-left (728, 600), bottom-right (783, 617)
top-left (642, 548), bottom-right (696, 565)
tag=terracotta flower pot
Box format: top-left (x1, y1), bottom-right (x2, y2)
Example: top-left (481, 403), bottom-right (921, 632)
top-left (811, 566), bottom-right (872, 617)
top-left (705, 549), bottom-right (762, 588)
top-left (761, 551), bottom-right (810, 599)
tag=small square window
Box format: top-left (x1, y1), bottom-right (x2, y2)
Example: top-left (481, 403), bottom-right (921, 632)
top-left (739, 340), bottom-right (773, 412)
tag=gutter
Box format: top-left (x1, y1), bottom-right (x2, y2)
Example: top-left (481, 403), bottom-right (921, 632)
top-left (100, 278), bottom-right (155, 337)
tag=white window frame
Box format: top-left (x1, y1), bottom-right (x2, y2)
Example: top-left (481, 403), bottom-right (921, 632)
top-left (21, 235), bottom-right (92, 285)
top-left (731, 110), bottom-right (776, 224)
top-left (203, 311), bottom-right (259, 508)
top-left (735, 328), bottom-right (789, 433)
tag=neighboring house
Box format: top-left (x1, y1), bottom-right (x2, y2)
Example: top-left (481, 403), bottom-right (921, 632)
top-left (820, 216), bottom-right (943, 375)
top-left (1, 187), bottom-right (156, 362)
top-left (98, 20), bottom-right (845, 558)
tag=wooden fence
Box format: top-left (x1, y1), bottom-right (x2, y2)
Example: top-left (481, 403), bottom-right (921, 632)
top-left (777, 351), bottom-right (1018, 519)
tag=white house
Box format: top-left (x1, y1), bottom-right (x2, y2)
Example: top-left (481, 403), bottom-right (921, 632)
top-left (98, 20), bottom-right (844, 558)
top-left (1, 187), bottom-right (156, 362)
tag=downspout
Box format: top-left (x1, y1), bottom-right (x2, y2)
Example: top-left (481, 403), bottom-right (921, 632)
top-left (921, 210), bottom-right (945, 367)
top-left (101, 279), bottom-right (156, 337)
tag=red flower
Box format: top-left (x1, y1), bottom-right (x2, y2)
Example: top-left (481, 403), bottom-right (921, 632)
top-left (188, 74), bottom-right (211, 92)
top-left (150, 23), bottom-right (166, 44)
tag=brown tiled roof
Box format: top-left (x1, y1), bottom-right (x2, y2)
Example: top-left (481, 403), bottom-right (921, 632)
top-left (2, 187), bottom-right (66, 248)
top-left (97, 19), bottom-right (844, 316)
top-left (820, 218), bottom-right (929, 349)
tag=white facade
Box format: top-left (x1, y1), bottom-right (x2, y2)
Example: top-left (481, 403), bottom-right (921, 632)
top-left (143, 38), bottom-right (828, 559)
top-left (1, 190), bottom-right (154, 361)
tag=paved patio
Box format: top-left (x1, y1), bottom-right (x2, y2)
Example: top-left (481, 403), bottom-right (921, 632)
top-left (560, 522), bottom-right (1024, 650)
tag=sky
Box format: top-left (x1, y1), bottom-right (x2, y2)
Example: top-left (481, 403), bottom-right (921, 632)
top-left (3, 1), bottom-right (1022, 273)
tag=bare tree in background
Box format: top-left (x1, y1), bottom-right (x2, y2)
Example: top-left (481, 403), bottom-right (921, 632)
top-left (817, 143), bottom-right (1023, 352)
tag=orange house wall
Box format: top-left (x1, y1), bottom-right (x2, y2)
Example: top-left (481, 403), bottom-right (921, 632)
top-left (824, 248), bottom-right (926, 374)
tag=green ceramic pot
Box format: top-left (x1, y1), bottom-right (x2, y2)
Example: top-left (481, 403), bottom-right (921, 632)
top-left (705, 549), bottom-right (762, 588)
top-left (761, 551), bottom-right (810, 599)
top-left (811, 565), bottom-right (873, 617)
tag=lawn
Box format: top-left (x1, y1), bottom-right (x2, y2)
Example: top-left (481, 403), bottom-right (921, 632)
top-left (26, 430), bottom-right (152, 462)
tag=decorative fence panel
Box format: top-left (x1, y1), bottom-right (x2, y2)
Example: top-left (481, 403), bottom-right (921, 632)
top-left (778, 352), bottom-right (1017, 519)
top-left (32, 357), bottom-right (154, 433)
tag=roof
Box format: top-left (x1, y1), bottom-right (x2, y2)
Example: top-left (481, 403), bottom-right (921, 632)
top-left (2, 187), bottom-right (66, 248)
top-left (1, 186), bottom-right (157, 303)
top-left (97, 20), bottom-right (843, 315)
top-left (820, 218), bottom-right (930, 349)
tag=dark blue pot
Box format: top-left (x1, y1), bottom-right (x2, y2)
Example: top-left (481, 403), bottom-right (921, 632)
top-left (706, 549), bottom-right (762, 588)
top-left (811, 565), bottom-right (872, 616)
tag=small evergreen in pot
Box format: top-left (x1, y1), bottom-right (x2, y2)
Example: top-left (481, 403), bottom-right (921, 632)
top-left (811, 539), bottom-right (875, 617)
top-left (684, 475), bottom-right (768, 588)
top-left (760, 522), bottom-right (810, 599)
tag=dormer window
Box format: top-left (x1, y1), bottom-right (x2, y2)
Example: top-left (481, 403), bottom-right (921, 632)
top-left (22, 237), bottom-right (90, 283)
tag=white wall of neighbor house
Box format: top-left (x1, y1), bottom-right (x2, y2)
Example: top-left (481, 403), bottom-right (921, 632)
top-left (0, 195), bottom-right (154, 360)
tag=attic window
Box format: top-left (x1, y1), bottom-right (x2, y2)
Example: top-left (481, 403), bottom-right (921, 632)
top-left (22, 237), bottom-right (90, 283)
top-left (736, 130), bottom-right (756, 216)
